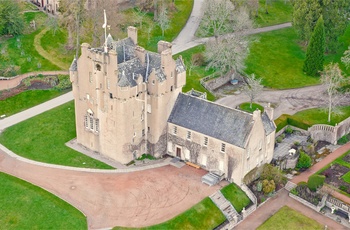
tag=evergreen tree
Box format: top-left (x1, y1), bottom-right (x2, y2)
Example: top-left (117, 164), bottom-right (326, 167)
top-left (303, 16), bottom-right (325, 77)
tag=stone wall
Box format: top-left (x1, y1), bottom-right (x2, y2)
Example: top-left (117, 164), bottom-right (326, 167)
top-left (288, 193), bottom-right (325, 212)
top-left (308, 116), bottom-right (350, 144)
top-left (203, 74), bottom-right (231, 91)
top-left (0, 71), bottom-right (69, 91)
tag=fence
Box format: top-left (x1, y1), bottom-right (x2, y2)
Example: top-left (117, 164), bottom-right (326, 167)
top-left (0, 71), bottom-right (69, 91)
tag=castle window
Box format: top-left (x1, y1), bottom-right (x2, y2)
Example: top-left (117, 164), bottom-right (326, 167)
top-left (187, 131), bottom-right (191, 140)
top-left (171, 72), bottom-right (173, 78)
top-left (84, 115), bottom-right (88, 128)
top-left (90, 116), bottom-right (94, 130)
top-left (170, 86), bottom-right (173, 92)
top-left (148, 127), bottom-right (150, 132)
top-left (107, 79), bottom-right (110, 89)
top-left (267, 135), bottom-right (270, 144)
top-left (96, 64), bottom-right (101, 71)
top-left (173, 126), bottom-right (177, 135)
top-left (203, 136), bottom-right (208, 146)
top-left (247, 148), bottom-right (250, 159)
top-left (100, 83), bottom-right (102, 89)
top-left (95, 119), bottom-right (99, 133)
top-left (142, 129), bottom-right (145, 136)
top-left (141, 114), bottom-right (144, 121)
top-left (89, 72), bottom-right (92, 82)
top-left (152, 80), bottom-right (155, 85)
top-left (109, 93), bottom-right (113, 99)
top-left (221, 143), bottom-right (226, 153)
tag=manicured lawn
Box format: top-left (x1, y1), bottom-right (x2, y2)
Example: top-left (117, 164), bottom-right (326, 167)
top-left (257, 206), bottom-right (323, 230)
top-left (292, 106), bottom-right (350, 126)
top-left (255, 0), bottom-right (293, 27)
top-left (113, 197), bottom-right (225, 230)
top-left (221, 183), bottom-right (251, 213)
top-left (40, 29), bottom-right (73, 69)
top-left (245, 28), bottom-right (319, 89)
top-left (239, 102), bottom-right (264, 114)
top-left (342, 170), bottom-right (350, 184)
top-left (0, 101), bottom-right (113, 169)
top-left (0, 172), bottom-right (87, 229)
top-left (0, 89), bottom-right (67, 117)
top-left (245, 26), bottom-right (350, 89)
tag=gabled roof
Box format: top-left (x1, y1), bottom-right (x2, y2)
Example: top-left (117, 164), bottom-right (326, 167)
top-left (261, 112), bottom-right (275, 135)
top-left (168, 93), bottom-right (254, 148)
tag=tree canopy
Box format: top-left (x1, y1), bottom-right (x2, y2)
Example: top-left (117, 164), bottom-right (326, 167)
top-left (0, 0), bottom-right (24, 36)
top-left (292, 0), bottom-right (350, 52)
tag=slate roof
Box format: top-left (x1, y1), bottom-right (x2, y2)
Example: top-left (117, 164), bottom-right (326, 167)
top-left (261, 112), bottom-right (276, 135)
top-left (168, 93), bottom-right (254, 148)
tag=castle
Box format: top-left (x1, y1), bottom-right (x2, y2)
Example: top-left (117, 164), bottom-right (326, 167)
top-left (70, 26), bottom-right (276, 184)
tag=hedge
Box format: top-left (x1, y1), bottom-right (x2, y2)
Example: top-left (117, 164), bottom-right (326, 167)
top-left (274, 114), bottom-right (312, 132)
top-left (307, 174), bottom-right (325, 192)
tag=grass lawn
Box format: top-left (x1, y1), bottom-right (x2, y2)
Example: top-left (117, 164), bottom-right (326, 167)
top-left (0, 89), bottom-right (68, 117)
top-left (255, 0), bottom-right (293, 27)
top-left (257, 206), bottom-right (323, 230)
top-left (0, 101), bottom-right (113, 169)
top-left (113, 197), bottom-right (225, 230)
top-left (292, 106), bottom-right (350, 126)
top-left (0, 11), bottom-right (60, 76)
top-left (239, 102), bottom-right (264, 114)
top-left (342, 170), bottom-right (350, 184)
top-left (221, 183), bottom-right (251, 213)
top-left (245, 26), bottom-right (350, 89)
top-left (0, 172), bottom-right (87, 229)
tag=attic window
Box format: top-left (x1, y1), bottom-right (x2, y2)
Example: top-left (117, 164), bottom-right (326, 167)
top-left (187, 131), bottom-right (191, 140)
top-left (221, 143), bottom-right (226, 153)
top-left (203, 137), bottom-right (208, 146)
top-left (96, 64), bottom-right (101, 71)
top-left (173, 126), bottom-right (177, 135)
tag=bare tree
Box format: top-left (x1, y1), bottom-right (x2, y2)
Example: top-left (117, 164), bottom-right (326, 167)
top-left (133, 7), bottom-right (147, 29)
top-left (242, 74), bottom-right (264, 109)
top-left (205, 34), bottom-right (249, 78)
top-left (198, 0), bottom-right (235, 39)
top-left (157, 5), bottom-right (169, 36)
top-left (321, 63), bottom-right (348, 123)
top-left (341, 46), bottom-right (350, 70)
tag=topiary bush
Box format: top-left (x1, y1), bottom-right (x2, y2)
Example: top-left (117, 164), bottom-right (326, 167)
top-left (296, 151), bottom-right (312, 170)
top-left (307, 174), bottom-right (325, 192)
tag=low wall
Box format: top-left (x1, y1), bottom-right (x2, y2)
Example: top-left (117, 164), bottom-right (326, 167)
top-left (289, 193), bottom-right (325, 212)
top-left (0, 71), bottom-right (69, 91)
top-left (308, 116), bottom-right (350, 144)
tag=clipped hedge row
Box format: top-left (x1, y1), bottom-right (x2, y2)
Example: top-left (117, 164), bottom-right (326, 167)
top-left (274, 114), bottom-right (312, 132)
top-left (307, 174), bottom-right (325, 192)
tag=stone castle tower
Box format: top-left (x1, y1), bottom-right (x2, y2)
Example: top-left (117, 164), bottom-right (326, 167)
top-left (70, 26), bottom-right (186, 164)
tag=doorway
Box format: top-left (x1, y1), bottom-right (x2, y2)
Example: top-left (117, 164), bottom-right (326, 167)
top-left (176, 147), bottom-right (181, 158)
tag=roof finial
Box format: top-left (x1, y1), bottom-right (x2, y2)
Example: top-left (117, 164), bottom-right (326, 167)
top-left (102, 9), bottom-right (108, 53)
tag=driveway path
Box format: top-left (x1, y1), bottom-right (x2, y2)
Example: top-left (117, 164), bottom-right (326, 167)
top-left (217, 85), bottom-right (350, 119)
top-left (0, 148), bottom-right (224, 229)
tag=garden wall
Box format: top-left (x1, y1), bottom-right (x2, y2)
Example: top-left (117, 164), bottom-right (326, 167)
top-left (288, 193), bottom-right (326, 212)
top-left (308, 116), bottom-right (350, 144)
top-left (0, 71), bottom-right (68, 91)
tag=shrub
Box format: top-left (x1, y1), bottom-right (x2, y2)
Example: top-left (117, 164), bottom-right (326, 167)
top-left (191, 53), bottom-right (205, 66)
top-left (274, 114), bottom-right (289, 132)
top-left (296, 151), bottom-right (312, 169)
top-left (260, 164), bottom-right (286, 185)
top-left (285, 126), bottom-right (293, 134)
top-left (339, 185), bottom-right (348, 192)
top-left (256, 181), bottom-right (262, 192)
top-left (323, 168), bottom-right (333, 178)
top-left (276, 136), bottom-right (283, 143)
top-left (307, 175), bottom-right (325, 192)
top-left (54, 75), bottom-right (72, 90)
top-left (262, 179), bottom-right (275, 194)
top-left (337, 134), bottom-right (350, 145)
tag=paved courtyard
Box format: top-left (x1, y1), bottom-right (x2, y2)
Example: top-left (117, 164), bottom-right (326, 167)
top-left (0, 149), bottom-right (226, 229)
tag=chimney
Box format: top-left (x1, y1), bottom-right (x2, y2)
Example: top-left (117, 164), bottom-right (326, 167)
top-left (157, 40), bottom-right (172, 54)
top-left (253, 109), bottom-right (261, 121)
top-left (127, 26), bottom-right (138, 45)
top-left (264, 103), bottom-right (274, 120)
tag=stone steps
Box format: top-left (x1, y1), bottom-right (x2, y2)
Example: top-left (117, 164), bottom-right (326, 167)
top-left (285, 181), bottom-right (297, 191)
top-left (210, 191), bottom-right (239, 222)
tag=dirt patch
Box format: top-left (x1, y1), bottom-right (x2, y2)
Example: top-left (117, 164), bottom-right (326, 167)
top-left (322, 164), bottom-right (350, 192)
